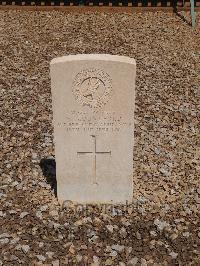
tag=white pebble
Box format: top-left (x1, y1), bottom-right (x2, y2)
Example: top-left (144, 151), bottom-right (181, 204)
top-left (20, 212), bottom-right (29, 219)
top-left (150, 230), bottom-right (157, 237)
top-left (93, 256), bottom-right (100, 263)
top-left (40, 205), bottom-right (48, 212)
top-left (76, 254), bottom-right (82, 262)
top-left (154, 218), bottom-right (169, 231)
top-left (36, 211), bottom-right (43, 219)
top-left (127, 257), bottom-right (138, 265)
top-left (110, 250), bottom-right (118, 257)
top-left (10, 237), bottom-right (20, 244)
top-left (52, 260), bottom-right (60, 266)
top-left (0, 233), bottom-right (10, 238)
top-left (111, 244), bottom-right (124, 252)
top-left (46, 251), bottom-right (54, 259)
top-left (11, 181), bottom-right (19, 187)
top-left (141, 258), bottom-right (147, 266)
top-left (39, 242), bottom-right (44, 248)
top-left (21, 245), bottom-right (30, 253)
top-left (182, 232), bottom-right (190, 237)
top-left (9, 210), bottom-right (17, 214)
top-left (0, 238), bottom-right (9, 244)
top-left (106, 225), bottom-right (114, 233)
top-left (36, 255), bottom-right (46, 262)
top-left (169, 251), bottom-right (178, 259)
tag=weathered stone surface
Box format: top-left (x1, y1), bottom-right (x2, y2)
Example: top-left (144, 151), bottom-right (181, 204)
top-left (51, 54), bottom-right (136, 204)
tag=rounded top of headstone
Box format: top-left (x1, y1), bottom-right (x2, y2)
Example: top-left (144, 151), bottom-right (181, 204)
top-left (50, 54), bottom-right (136, 66)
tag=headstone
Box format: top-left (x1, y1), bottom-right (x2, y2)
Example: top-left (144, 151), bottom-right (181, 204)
top-left (50, 54), bottom-right (136, 204)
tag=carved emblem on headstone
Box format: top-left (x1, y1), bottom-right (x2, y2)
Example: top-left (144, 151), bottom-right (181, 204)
top-left (72, 68), bottom-right (112, 110)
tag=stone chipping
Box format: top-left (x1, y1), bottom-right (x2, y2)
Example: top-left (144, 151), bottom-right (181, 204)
top-left (0, 10), bottom-right (200, 265)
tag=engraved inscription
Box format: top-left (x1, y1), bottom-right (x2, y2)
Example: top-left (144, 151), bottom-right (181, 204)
top-left (56, 111), bottom-right (133, 133)
top-left (77, 135), bottom-right (111, 185)
top-left (73, 69), bottom-right (112, 110)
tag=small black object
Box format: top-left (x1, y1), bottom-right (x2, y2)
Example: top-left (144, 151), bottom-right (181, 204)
top-left (39, 158), bottom-right (57, 197)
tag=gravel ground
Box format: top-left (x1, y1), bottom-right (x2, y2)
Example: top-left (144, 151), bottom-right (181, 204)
top-left (0, 10), bottom-right (200, 265)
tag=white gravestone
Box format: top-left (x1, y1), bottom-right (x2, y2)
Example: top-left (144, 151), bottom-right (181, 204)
top-left (50, 54), bottom-right (136, 204)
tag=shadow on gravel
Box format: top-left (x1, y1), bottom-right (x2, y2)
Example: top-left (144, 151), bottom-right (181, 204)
top-left (39, 158), bottom-right (57, 197)
top-left (173, 8), bottom-right (192, 27)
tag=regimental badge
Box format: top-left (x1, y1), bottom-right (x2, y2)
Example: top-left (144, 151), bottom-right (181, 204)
top-left (72, 68), bottom-right (112, 111)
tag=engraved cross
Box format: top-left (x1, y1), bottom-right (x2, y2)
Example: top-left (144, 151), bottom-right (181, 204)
top-left (77, 135), bottom-right (111, 185)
